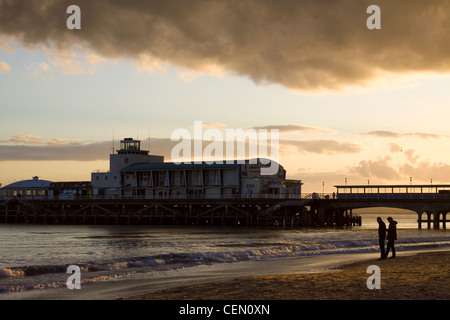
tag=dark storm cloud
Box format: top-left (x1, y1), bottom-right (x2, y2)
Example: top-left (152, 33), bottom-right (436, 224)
top-left (1, 0), bottom-right (450, 90)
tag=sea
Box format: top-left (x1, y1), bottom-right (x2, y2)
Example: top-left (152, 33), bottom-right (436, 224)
top-left (0, 210), bottom-right (449, 299)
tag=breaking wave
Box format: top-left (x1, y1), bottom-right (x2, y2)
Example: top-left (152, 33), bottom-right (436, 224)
top-left (1, 233), bottom-right (449, 293)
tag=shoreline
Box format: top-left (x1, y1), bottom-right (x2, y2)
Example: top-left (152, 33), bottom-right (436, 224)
top-left (0, 251), bottom-right (385, 300)
top-left (0, 249), bottom-right (448, 300)
top-left (124, 249), bottom-right (450, 300)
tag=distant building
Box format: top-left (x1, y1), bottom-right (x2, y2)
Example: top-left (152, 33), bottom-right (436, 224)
top-left (0, 176), bottom-right (52, 199)
top-left (0, 177), bottom-right (93, 200)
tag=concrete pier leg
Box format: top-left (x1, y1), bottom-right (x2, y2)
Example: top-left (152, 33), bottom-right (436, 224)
top-left (221, 205), bottom-right (227, 226)
top-left (318, 207), bottom-right (325, 227)
top-left (62, 205), bottom-right (66, 224)
top-left (443, 212), bottom-right (447, 229)
top-left (16, 203), bottom-right (20, 223)
top-left (92, 205), bottom-right (97, 225)
top-left (417, 212), bottom-right (422, 229)
top-left (171, 210), bottom-right (175, 224)
top-left (434, 212), bottom-right (440, 229)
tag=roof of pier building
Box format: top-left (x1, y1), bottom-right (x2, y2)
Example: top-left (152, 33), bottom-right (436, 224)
top-left (1, 176), bottom-right (52, 189)
top-left (120, 158), bottom-right (284, 175)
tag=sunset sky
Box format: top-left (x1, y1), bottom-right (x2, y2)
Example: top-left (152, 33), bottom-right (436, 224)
top-left (1, 0), bottom-right (450, 193)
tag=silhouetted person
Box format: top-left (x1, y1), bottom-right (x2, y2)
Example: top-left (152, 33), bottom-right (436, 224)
top-left (377, 217), bottom-right (386, 260)
top-left (385, 217), bottom-right (398, 258)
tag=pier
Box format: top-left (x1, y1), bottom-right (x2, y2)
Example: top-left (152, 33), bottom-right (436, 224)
top-left (1, 184), bottom-right (450, 229)
top-left (0, 194), bottom-right (357, 228)
top-left (332, 184), bottom-right (450, 229)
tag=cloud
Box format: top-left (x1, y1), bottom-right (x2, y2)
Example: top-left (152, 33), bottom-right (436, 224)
top-left (2, 1), bottom-right (450, 91)
top-left (46, 48), bottom-right (105, 74)
top-left (0, 133), bottom-right (361, 163)
top-left (366, 131), bottom-right (445, 139)
top-left (0, 143), bottom-right (107, 162)
top-left (47, 138), bottom-right (86, 145)
top-left (250, 124), bottom-right (331, 134)
top-left (403, 149), bottom-right (419, 165)
top-left (134, 53), bottom-right (166, 74)
top-left (0, 134), bottom-right (45, 145)
top-left (189, 122), bottom-right (227, 129)
top-left (281, 139), bottom-right (362, 155)
top-left (349, 150), bottom-right (450, 183)
top-left (0, 35), bottom-right (17, 53)
top-left (27, 61), bottom-right (52, 79)
top-left (0, 135), bottom-right (88, 146)
top-left (0, 136), bottom-right (181, 162)
top-left (0, 61), bottom-right (11, 73)
top-left (398, 161), bottom-right (450, 183)
top-left (350, 156), bottom-right (402, 181)
top-left (389, 143), bottom-right (402, 153)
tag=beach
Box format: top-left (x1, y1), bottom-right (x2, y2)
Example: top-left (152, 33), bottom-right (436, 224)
top-left (124, 250), bottom-right (450, 300)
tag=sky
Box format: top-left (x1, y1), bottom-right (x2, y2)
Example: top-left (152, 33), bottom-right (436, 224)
top-left (1, 0), bottom-right (450, 193)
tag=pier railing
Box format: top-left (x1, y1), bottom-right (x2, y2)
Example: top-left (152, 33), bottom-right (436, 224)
top-left (335, 193), bottom-right (450, 200)
top-left (0, 193), bottom-right (308, 201)
top-left (6, 192), bottom-right (450, 201)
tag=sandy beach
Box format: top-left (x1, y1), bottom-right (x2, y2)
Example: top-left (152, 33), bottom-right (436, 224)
top-left (124, 250), bottom-right (449, 300)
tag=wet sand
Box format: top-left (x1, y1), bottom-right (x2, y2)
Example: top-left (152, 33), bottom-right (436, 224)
top-left (125, 250), bottom-right (450, 300)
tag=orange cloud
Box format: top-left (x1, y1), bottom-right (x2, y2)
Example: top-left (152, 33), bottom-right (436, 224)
top-left (0, 61), bottom-right (11, 73)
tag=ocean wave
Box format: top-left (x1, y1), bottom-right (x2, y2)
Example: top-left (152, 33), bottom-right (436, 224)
top-left (0, 273), bottom-right (118, 293)
top-left (0, 268), bottom-right (25, 278)
top-left (2, 236), bottom-right (449, 281)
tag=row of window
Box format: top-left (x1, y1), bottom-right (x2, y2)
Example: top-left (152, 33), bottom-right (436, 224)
top-left (338, 187), bottom-right (450, 194)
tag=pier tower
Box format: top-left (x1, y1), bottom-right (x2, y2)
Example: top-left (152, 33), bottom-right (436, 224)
top-left (110, 138), bottom-right (163, 172)
top-left (92, 138), bottom-right (164, 197)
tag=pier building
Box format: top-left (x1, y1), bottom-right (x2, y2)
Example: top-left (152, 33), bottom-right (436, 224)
top-left (0, 176), bottom-right (51, 198)
top-left (93, 137), bottom-right (302, 199)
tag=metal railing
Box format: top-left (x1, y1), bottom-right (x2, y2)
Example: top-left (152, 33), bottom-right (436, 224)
top-left (11, 191), bottom-right (450, 202)
top-left (336, 193), bottom-right (450, 200)
top-left (0, 193), bottom-right (305, 201)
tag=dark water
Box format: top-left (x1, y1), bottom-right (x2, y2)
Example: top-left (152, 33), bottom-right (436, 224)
top-left (0, 212), bottom-right (448, 294)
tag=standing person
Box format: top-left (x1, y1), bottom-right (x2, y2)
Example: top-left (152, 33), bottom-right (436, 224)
top-left (385, 217), bottom-right (398, 258)
top-left (377, 217), bottom-right (386, 260)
